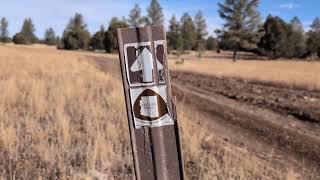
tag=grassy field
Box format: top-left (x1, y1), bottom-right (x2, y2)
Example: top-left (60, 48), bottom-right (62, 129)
top-left (170, 51), bottom-right (320, 91)
top-left (0, 44), bottom-right (308, 179)
top-left (0, 44), bottom-right (132, 179)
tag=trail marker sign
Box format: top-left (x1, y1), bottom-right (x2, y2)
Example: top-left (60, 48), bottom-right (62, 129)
top-left (129, 47), bottom-right (163, 83)
top-left (117, 26), bottom-right (184, 180)
top-left (130, 86), bottom-right (174, 128)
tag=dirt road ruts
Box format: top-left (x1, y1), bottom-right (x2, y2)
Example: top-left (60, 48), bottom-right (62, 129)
top-left (171, 71), bottom-right (320, 176)
top-left (171, 71), bottom-right (320, 124)
top-left (91, 57), bottom-right (320, 177)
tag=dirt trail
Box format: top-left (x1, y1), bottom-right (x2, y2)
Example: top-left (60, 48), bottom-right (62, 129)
top-left (90, 57), bottom-right (320, 177)
top-left (171, 71), bottom-right (320, 124)
top-left (171, 71), bottom-right (320, 175)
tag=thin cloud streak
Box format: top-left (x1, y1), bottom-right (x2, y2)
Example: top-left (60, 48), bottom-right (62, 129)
top-left (279, 3), bottom-right (300, 10)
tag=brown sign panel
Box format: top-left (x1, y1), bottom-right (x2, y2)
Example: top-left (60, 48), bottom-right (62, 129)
top-left (124, 41), bottom-right (166, 87)
top-left (117, 26), bottom-right (184, 180)
top-left (133, 88), bottom-right (168, 121)
top-left (130, 86), bottom-right (173, 128)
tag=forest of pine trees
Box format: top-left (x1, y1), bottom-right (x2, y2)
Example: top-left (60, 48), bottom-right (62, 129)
top-left (1, 0), bottom-right (320, 60)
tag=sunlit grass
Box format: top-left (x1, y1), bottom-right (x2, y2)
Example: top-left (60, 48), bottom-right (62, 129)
top-left (170, 51), bottom-right (320, 91)
top-left (0, 45), bottom-right (309, 179)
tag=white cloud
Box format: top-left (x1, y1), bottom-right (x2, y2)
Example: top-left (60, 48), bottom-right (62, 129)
top-left (279, 3), bottom-right (300, 10)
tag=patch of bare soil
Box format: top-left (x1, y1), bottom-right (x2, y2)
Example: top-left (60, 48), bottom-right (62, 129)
top-left (171, 71), bottom-right (320, 124)
top-left (87, 55), bottom-right (120, 77)
top-left (171, 71), bottom-right (320, 177)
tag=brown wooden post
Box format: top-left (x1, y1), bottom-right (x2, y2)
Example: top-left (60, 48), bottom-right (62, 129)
top-left (117, 26), bottom-right (184, 180)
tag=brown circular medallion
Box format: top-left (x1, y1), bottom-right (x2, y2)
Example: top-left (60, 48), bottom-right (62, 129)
top-left (133, 89), bottom-right (168, 121)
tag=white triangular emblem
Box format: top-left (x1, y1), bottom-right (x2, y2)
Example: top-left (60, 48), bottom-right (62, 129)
top-left (130, 48), bottom-right (163, 83)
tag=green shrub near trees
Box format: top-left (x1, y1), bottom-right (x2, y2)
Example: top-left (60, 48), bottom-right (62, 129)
top-left (59, 13), bottom-right (91, 50)
top-left (258, 16), bottom-right (307, 59)
top-left (44, 27), bottom-right (57, 45)
top-left (13, 33), bottom-right (27, 44)
top-left (104, 17), bottom-right (128, 53)
top-left (258, 16), bottom-right (291, 58)
top-left (89, 25), bottom-right (105, 50)
top-left (13, 18), bottom-right (38, 44)
top-left (206, 36), bottom-right (218, 50)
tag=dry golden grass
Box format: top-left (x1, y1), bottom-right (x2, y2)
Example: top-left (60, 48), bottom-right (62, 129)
top-left (0, 44), bottom-right (132, 179)
top-left (0, 45), bottom-right (310, 179)
top-left (170, 51), bottom-right (320, 91)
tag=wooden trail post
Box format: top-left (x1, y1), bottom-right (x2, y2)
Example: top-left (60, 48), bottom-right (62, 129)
top-left (117, 26), bottom-right (184, 180)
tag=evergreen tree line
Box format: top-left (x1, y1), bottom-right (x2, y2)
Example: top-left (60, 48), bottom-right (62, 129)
top-left (0, 16), bottom-right (58, 45)
top-left (0, 0), bottom-right (216, 54)
top-left (217, 0), bottom-right (320, 61)
top-left (0, 0), bottom-right (165, 52)
top-left (58, 0), bottom-right (165, 52)
top-left (258, 16), bottom-right (320, 59)
top-left (58, 0), bottom-right (216, 53)
top-left (1, 0), bottom-right (320, 61)
top-left (166, 11), bottom-right (218, 55)
top-left (218, 14), bottom-right (320, 60)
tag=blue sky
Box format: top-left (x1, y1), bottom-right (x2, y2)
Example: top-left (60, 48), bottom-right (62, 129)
top-left (0, 0), bottom-right (319, 38)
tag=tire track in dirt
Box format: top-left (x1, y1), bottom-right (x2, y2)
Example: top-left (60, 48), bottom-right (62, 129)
top-left (171, 71), bottom-right (320, 124)
top-left (171, 71), bottom-right (320, 175)
top-left (89, 57), bottom-right (320, 176)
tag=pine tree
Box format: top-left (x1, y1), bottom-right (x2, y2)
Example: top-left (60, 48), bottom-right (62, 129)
top-left (128, 4), bottom-right (144, 27)
top-left (258, 16), bottom-right (290, 58)
top-left (104, 17), bottom-right (128, 53)
top-left (90, 25), bottom-right (106, 50)
top-left (180, 13), bottom-right (197, 51)
top-left (60, 13), bottom-right (91, 50)
top-left (44, 27), bottom-right (57, 45)
top-left (218, 0), bottom-right (261, 61)
top-left (306, 17), bottom-right (320, 59)
top-left (13, 18), bottom-right (37, 44)
top-left (167, 15), bottom-right (182, 52)
top-left (310, 17), bottom-right (320, 32)
top-left (206, 36), bottom-right (218, 50)
top-left (194, 10), bottom-right (208, 56)
top-left (145, 0), bottom-right (164, 26)
top-left (0, 17), bottom-right (10, 43)
top-left (21, 18), bottom-right (37, 43)
top-left (291, 17), bottom-right (304, 32)
top-left (288, 17), bottom-right (306, 58)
